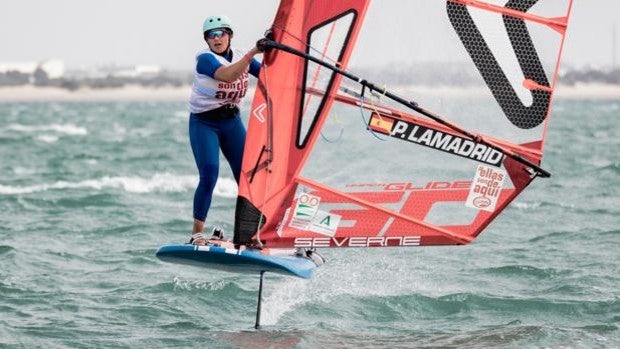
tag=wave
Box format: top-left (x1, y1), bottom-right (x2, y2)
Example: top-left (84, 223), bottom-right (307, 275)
top-left (599, 229), bottom-right (620, 237)
top-left (528, 230), bottom-right (577, 243)
top-left (478, 265), bottom-right (567, 279)
top-left (530, 228), bottom-right (620, 243)
top-left (0, 173), bottom-right (238, 197)
top-left (5, 123), bottom-right (88, 136)
top-left (389, 291), bottom-right (619, 320)
top-left (511, 201), bottom-right (542, 210)
top-left (0, 245), bottom-right (15, 255)
top-left (598, 162), bottom-right (620, 174)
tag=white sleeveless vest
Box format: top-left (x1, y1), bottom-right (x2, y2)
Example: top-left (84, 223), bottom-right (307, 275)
top-left (188, 47), bottom-right (250, 114)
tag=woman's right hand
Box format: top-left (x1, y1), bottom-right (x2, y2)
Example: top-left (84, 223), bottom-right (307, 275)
top-left (256, 38), bottom-right (270, 53)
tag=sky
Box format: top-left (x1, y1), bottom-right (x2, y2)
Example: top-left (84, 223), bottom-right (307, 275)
top-left (0, 0), bottom-right (617, 70)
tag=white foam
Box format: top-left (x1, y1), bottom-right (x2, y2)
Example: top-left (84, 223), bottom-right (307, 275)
top-left (261, 278), bottom-right (309, 325)
top-left (112, 122), bottom-right (127, 135)
top-left (172, 277), bottom-right (231, 291)
top-left (259, 250), bottom-right (444, 327)
top-left (174, 110), bottom-right (188, 119)
top-left (12, 167), bottom-right (36, 175)
top-left (6, 123), bottom-right (88, 136)
top-left (36, 135), bottom-right (59, 143)
top-left (0, 173), bottom-right (238, 196)
top-left (212, 177), bottom-right (238, 198)
top-left (513, 201), bottom-right (542, 210)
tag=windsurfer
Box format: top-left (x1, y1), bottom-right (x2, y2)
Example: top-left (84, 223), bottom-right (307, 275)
top-left (187, 15), bottom-right (263, 245)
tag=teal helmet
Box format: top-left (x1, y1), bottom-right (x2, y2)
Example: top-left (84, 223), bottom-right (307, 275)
top-left (203, 15), bottom-right (233, 34)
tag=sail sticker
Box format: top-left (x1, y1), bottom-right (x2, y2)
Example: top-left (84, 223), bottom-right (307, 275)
top-left (308, 210), bottom-right (341, 237)
top-left (465, 165), bottom-right (507, 212)
top-left (368, 113), bottom-right (394, 134)
top-left (369, 112), bottom-right (504, 166)
top-left (289, 193), bottom-right (321, 229)
top-left (288, 193), bottom-right (341, 236)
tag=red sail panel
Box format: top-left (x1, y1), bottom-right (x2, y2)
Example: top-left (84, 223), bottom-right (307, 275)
top-left (234, 0), bottom-right (371, 246)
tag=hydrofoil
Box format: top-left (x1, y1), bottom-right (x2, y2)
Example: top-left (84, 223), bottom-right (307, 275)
top-left (155, 241), bottom-right (323, 328)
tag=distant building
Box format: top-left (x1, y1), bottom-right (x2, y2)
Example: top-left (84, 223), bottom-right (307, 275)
top-left (39, 60), bottom-right (65, 79)
top-left (0, 60), bottom-right (65, 79)
top-left (96, 64), bottom-right (163, 78)
top-left (0, 62), bottom-right (38, 75)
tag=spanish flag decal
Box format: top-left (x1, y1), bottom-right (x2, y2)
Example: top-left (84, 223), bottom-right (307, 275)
top-left (368, 112), bottom-right (394, 135)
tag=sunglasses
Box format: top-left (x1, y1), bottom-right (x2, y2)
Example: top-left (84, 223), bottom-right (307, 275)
top-left (206, 29), bottom-right (229, 39)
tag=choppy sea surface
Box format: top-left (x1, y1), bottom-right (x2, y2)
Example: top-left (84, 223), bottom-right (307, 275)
top-left (0, 97), bottom-right (618, 348)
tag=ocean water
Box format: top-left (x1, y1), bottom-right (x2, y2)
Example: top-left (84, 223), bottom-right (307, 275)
top-left (0, 97), bottom-right (618, 349)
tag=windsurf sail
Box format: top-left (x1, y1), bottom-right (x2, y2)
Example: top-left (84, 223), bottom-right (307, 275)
top-left (234, 0), bottom-right (573, 249)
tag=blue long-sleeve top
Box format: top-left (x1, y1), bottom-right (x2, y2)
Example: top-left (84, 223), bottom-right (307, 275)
top-left (196, 50), bottom-right (260, 78)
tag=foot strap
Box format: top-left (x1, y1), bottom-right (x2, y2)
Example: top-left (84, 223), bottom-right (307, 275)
top-left (189, 232), bottom-right (206, 245)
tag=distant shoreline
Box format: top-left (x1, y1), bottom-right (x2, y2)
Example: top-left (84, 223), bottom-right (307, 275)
top-left (0, 83), bottom-right (618, 102)
top-left (0, 85), bottom-right (192, 102)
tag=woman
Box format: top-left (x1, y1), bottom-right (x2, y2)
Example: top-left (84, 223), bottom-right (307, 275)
top-left (188, 15), bottom-right (262, 245)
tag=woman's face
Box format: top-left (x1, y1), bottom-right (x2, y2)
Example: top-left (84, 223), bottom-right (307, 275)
top-left (206, 29), bottom-right (231, 54)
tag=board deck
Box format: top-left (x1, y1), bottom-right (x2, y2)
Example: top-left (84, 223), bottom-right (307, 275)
top-left (155, 244), bottom-right (317, 279)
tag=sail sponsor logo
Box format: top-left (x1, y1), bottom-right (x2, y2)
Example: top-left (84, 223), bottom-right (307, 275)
top-left (465, 165), bottom-right (507, 212)
top-left (289, 193), bottom-right (341, 236)
top-left (369, 113), bottom-right (504, 166)
top-left (346, 180), bottom-right (472, 191)
top-left (308, 210), bottom-right (341, 236)
top-left (383, 181), bottom-right (469, 191)
top-left (290, 193), bottom-right (320, 229)
top-left (294, 236), bottom-right (421, 248)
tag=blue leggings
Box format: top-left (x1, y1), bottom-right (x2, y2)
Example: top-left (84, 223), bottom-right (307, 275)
top-left (189, 114), bottom-right (246, 222)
